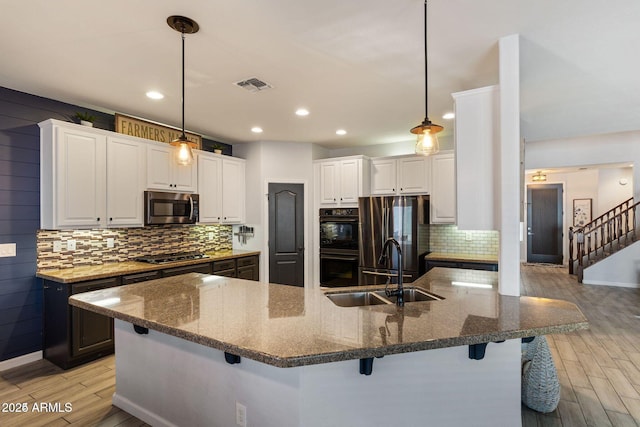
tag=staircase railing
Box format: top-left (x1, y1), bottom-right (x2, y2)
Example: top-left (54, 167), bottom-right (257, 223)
top-left (569, 197), bottom-right (639, 280)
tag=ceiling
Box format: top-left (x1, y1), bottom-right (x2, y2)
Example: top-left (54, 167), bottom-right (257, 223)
top-left (1, 0), bottom-right (639, 149)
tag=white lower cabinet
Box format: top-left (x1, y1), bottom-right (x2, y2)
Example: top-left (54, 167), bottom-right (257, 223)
top-left (197, 152), bottom-right (245, 224)
top-left (40, 119), bottom-right (145, 229)
top-left (430, 152), bottom-right (456, 224)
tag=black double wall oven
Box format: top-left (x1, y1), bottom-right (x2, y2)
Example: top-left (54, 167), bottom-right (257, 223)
top-left (319, 208), bottom-right (359, 287)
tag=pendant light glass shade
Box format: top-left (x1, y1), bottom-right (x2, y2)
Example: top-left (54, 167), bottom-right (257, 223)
top-left (168, 16), bottom-right (199, 166)
top-left (413, 1), bottom-right (442, 156)
top-left (171, 137), bottom-right (196, 166)
top-left (412, 118), bottom-right (442, 156)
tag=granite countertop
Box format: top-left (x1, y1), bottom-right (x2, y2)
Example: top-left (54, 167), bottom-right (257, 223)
top-left (425, 252), bottom-right (499, 263)
top-left (69, 267), bottom-right (588, 368)
top-left (36, 250), bottom-right (260, 283)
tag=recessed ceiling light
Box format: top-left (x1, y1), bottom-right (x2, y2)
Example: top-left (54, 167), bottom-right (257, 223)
top-left (251, 127), bottom-right (263, 133)
top-left (295, 108), bottom-right (309, 116)
top-left (146, 91), bottom-right (164, 100)
top-left (442, 112), bottom-right (455, 120)
top-left (336, 129), bottom-right (347, 136)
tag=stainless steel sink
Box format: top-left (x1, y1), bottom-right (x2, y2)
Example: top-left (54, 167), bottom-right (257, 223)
top-left (325, 291), bottom-right (390, 307)
top-left (372, 287), bottom-right (443, 303)
top-left (326, 287), bottom-right (443, 307)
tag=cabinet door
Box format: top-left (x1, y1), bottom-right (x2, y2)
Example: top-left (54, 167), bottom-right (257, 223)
top-left (319, 161), bottom-right (339, 204)
top-left (106, 136), bottom-right (145, 227)
top-left (339, 159), bottom-right (360, 204)
top-left (70, 278), bottom-right (120, 359)
top-left (146, 143), bottom-right (197, 192)
top-left (430, 153), bottom-right (456, 223)
top-left (398, 157), bottom-right (430, 194)
top-left (371, 159), bottom-right (397, 195)
top-left (454, 86), bottom-right (498, 230)
top-left (172, 158), bottom-right (198, 192)
top-left (221, 159), bottom-right (245, 223)
top-left (55, 126), bottom-right (106, 228)
top-left (146, 144), bottom-right (173, 190)
top-left (198, 154), bottom-right (223, 223)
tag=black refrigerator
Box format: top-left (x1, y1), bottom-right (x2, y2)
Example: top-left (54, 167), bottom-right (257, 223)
top-left (358, 196), bottom-right (429, 286)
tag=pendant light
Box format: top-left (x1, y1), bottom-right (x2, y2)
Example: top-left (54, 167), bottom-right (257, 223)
top-left (167, 15), bottom-right (199, 166)
top-left (412, 0), bottom-right (442, 156)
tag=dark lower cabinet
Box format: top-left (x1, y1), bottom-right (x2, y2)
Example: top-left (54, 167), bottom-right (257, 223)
top-left (43, 277), bottom-right (121, 370)
top-left (213, 255), bottom-right (260, 280)
top-left (212, 259), bottom-right (237, 278)
top-left (43, 254), bottom-right (260, 369)
top-left (425, 260), bottom-right (498, 272)
top-left (237, 255), bottom-right (259, 281)
top-left (161, 263), bottom-right (211, 277)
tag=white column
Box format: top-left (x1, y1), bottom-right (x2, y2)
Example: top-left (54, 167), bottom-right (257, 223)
top-left (498, 34), bottom-right (521, 296)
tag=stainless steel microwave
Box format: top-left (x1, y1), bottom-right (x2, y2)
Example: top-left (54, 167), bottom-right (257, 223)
top-left (144, 191), bottom-right (199, 225)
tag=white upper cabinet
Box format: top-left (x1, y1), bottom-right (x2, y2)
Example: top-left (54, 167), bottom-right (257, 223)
top-left (371, 156), bottom-right (430, 195)
top-left (106, 136), bottom-right (146, 227)
top-left (397, 157), bottom-right (430, 194)
top-left (146, 142), bottom-right (197, 192)
top-left (430, 152), bottom-right (456, 224)
top-left (370, 159), bottom-right (397, 195)
top-left (197, 152), bottom-right (245, 224)
top-left (316, 156), bottom-right (370, 206)
top-left (453, 86), bottom-right (499, 230)
top-left (197, 154), bottom-right (223, 223)
top-left (221, 157), bottom-right (245, 224)
top-left (39, 119), bottom-right (144, 229)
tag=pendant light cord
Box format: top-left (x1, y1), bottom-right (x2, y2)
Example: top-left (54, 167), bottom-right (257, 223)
top-left (423, 0), bottom-right (428, 120)
top-left (181, 31), bottom-right (186, 139)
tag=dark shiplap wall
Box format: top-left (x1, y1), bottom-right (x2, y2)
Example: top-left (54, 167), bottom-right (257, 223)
top-left (0, 86), bottom-right (231, 361)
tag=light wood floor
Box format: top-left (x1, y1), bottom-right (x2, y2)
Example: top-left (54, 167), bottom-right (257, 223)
top-left (521, 264), bottom-right (640, 427)
top-left (1, 265), bottom-right (638, 426)
top-left (0, 353), bottom-right (148, 427)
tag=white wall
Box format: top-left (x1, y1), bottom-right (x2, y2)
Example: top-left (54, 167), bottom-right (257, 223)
top-left (583, 240), bottom-right (640, 288)
top-left (597, 167), bottom-right (634, 215)
top-left (232, 141), bottom-right (315, 286)
top-left (525, 130), bottom-right (640, 201)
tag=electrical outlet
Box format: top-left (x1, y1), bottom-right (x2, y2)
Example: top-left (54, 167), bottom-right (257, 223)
top-left (0, 243), bottom-right (16, 257)
top-left (106, 238), bottom-right (115, 248)
top-left (67, 240), bottom-right (76, 251)
top-left (53, 241), bottom-right (62, 252)
top-left (236, 402), bottom-right (247, 427)
top-left (208, 232), bottom-right (214, 241)
top-left (465, 231), bottom-right (473, 241)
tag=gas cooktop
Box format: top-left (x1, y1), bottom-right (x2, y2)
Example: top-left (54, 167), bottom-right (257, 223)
top-left (134, 252), bottom-right (209, 264)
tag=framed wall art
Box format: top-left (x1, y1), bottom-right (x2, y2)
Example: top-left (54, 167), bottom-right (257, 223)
top-left (573, 198), bottom-right (592, 227)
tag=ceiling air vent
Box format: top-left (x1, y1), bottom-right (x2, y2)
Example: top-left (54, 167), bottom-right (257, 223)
top-left (234, 77), bottom-right (273, 93)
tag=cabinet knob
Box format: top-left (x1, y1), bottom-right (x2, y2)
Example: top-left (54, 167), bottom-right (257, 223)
top-left (109, 217), bottom-right (113, 221)
top-left (392, 189), bottom-right (395, 192)
top-left (340, 198), bottom-right (343, 201)
top-left (97, 217), bottom-right (100, 221)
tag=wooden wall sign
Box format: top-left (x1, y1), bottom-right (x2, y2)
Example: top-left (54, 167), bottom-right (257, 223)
top-left (115, 113), bottom-right (202, 148)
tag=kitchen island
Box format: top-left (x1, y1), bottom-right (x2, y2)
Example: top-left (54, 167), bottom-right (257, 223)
top-left (70, 268), bottom-right (587, 427)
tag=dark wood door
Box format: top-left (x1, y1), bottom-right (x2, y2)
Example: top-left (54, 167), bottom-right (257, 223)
top-left (268, 183), bottom-right (304, 286)
top-left (527, 184), bottom-right (563, 264)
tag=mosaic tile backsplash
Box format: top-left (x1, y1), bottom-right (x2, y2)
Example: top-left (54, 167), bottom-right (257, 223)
top-left (428, 225), bottom-right (499, 256)
top-left (37, 225), bottom-right (232, 270)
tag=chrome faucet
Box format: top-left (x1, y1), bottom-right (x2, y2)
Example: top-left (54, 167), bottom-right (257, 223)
top-left (378, 237), bottom-right (404, 306)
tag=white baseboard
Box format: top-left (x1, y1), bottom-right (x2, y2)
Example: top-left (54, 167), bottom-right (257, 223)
top-left (582, 279), bottom-right (640, 289)
top-left (112, 393), bottom-right (177, 427)
top-left (0, 351), bottom-right (43, 372)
